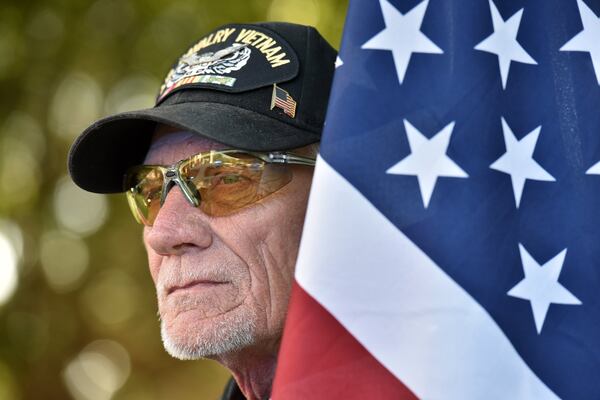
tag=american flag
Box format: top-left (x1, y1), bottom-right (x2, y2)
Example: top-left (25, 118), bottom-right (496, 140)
top-left (273, 0), bottom-right (600, 399)
top-left (271, 84), bottom-right (297, 118)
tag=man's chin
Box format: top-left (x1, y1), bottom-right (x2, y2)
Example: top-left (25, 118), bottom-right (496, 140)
top-left (159, 311), bottom-right (256, 360)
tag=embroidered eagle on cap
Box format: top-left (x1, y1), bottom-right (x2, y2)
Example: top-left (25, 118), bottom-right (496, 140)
top-left (158, 43), bottom-right (251, 101)
top-left (175, 44), bottom-right (251, 78)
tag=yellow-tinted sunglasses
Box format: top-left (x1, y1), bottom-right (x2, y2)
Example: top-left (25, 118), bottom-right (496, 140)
top-left (124, 150), bottom-right (316, 225)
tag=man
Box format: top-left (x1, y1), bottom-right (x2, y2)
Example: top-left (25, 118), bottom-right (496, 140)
top-left (68, 22), bottom-right (336, 400)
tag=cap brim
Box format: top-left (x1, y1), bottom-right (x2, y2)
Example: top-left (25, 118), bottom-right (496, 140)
top-left (68, 102), bottom-right (320, 193)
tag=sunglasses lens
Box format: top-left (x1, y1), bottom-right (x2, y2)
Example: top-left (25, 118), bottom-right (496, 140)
top-left (125, 167), bottom-right (164, 225)
top-left (182, 152), bottom-right (293, 217)
top-left (125, 152), bottom-right (300, 225)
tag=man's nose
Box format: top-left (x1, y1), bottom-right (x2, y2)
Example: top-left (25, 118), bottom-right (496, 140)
top-left (144, 185), bottom-right (213, 255)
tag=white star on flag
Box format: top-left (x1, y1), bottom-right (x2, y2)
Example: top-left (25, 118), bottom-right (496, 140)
top-left (362, 0), bottom-right (443, 85)
top-left (560, 0), bottom-right (600, 85)
top-left (335, 56), bottom-right (344, 68)
top-left (586, 160), bottom-right (600, 175)
top-left (387, 120), bottom-right (468, 208)
top-left (474, 0), bottom-right (537, 89)
top-left (508, 244), bottom-right (582, 334)
top-left (490, 118), bottom-right (555, 208)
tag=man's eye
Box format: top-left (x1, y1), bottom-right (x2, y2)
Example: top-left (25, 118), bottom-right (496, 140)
top-left (220, 174), bottom-right (242, 184)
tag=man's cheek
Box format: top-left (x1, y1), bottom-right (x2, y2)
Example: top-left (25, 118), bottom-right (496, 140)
top-left (146, 252), bottom-right (162, 285)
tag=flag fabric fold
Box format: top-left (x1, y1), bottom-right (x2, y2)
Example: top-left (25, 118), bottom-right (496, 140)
top-left (273, 0), bottom-right (600, 399)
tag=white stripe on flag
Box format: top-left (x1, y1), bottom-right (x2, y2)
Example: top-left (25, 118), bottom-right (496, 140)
top-left (295, 155), bottom-right (558, 400)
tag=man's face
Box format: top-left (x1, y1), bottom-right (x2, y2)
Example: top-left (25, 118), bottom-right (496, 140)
top-left (142, 128), bottom-right (314, 360)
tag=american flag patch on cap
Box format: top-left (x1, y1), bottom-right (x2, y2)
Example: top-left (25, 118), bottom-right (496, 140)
top-left (270, 84), bottom-right (297, 118)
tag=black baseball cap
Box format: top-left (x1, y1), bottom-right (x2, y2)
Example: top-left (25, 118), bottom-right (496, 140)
top-left (68, 22), bottom-right (337, 194)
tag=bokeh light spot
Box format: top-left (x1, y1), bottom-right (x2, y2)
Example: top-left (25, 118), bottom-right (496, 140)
top-left (0, 135), bottom-right (40, 210)
top-left (53, 176), bottom-right (109, 236)
top-left (49, 72), bottom-right (103, 141)
top-left (81, 269), bottom-right (140, 326)
top-left (0, 219), bottom-right (24, 261)
top-left (63, 339), bottom-right (131, 400)
top-left (40, 230), bottom-right (89, 293)
top-left (1, 111), bottom-right (46, 160)
top-left (0, 232), bottom-right (18, 306)
top-left (104, 74), bottom-right (158, 115)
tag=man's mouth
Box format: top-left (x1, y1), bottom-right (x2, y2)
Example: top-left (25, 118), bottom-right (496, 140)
top-left (167, 280), bottom-right (228, 295)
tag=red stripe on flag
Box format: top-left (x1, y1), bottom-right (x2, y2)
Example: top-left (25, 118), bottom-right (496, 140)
top-left (272, 282), bottom-right (417, 399)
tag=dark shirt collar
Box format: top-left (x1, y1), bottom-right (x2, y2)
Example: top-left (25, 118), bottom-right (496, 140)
top-left (220, 378), bottom-right (246, 400)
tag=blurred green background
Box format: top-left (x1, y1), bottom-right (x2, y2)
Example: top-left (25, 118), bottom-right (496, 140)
top-left (0, 1), bottom-right (347, 398)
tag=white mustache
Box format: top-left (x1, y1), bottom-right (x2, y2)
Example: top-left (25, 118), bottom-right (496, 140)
top-left (156, 259), bottom-right (237, 298)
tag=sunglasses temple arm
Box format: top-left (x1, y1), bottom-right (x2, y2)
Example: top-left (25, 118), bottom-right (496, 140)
top-left (251, 152), bottom-right (316, 166)
top-left (285, 155), bottom-right (316, 166)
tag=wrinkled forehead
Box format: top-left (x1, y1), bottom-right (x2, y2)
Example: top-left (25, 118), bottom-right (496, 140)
top-left (144, 124), bottom-right (228, 165)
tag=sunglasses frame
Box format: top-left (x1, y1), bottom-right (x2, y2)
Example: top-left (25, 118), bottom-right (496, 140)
top-left (125, 149), bottom-right (316, 223)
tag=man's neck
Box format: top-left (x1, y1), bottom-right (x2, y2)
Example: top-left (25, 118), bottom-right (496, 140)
top-left (216, 346), bottom-right (278, 400)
